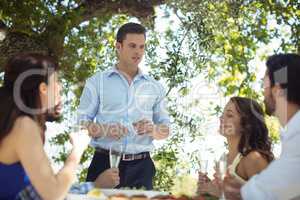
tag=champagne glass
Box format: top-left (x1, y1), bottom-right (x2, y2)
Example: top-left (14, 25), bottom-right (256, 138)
top-left (218, 152), bottom-right (228, 200)
top-left (199, 159), bottom-right (209, 174)
top-left (198, 159), bottom-right (209, 193)
top-left (109, 143), bottom-right (123, 168)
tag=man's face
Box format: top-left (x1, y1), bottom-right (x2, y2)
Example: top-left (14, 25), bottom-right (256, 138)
top-left (263, 71), bottom-right (276, 116)
top-left (46, 103), bottom-right (62, 122)
top-left (117, 33), bottom-right (145, 67)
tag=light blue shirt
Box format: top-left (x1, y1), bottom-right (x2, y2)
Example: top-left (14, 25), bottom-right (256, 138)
top-left (77, 67), bottom-right (170, 154)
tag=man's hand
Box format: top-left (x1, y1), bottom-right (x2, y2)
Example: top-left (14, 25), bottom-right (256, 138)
top-left (151, 124), bottom-right (169, 140)
top-left (86, 122), bottom-right (102, 138)
top-left (94, 168), bottom-right (120, 188)
top-left (133, 119), bottom-right (169, 140)
top-left (133, 119), bottom-right (154, 135)
top-left (105, 123), bottom-right (128, 140)
top-left (224, 174), bottom-right (244, 200)
top-left (87, 122), bottom-right (128, 140)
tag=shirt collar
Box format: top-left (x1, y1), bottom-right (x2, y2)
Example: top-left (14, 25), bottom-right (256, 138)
top-left (280, 110), bottom-right (300, 141)
top-left (107, 67), bottom-right (119, 77)
top-left (107, 66), bottom-right (149, 80)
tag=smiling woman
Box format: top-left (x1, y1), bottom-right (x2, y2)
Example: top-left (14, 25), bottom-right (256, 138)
top-left (0, 53), bottom-right (90, 200)
top-left (197, 96), bottom-right (274, 198)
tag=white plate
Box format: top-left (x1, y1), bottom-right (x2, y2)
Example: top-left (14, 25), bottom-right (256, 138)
top-left (67, 189), bottom-right (169, 199)
top-left (101, 189), bottom-right (169, 198)
top-left (67, 193), bottom-right (106, 200)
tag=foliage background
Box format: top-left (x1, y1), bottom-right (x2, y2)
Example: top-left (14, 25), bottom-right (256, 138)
top-left (1, 0), bottom-right (299, 192)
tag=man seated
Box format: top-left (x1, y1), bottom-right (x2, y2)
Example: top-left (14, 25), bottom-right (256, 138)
top-left (224, 53), bottom-right (300, 200)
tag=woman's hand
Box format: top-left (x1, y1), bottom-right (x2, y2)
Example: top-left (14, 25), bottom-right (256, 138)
top-left (197, 171), bottom-right (222, 198)
top-left (197, 172), bottom-right (210, 195)
top-left (69, 129), bottom-right (91, 163)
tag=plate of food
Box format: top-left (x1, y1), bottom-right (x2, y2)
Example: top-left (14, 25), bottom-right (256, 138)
top-left (67, 188), bottom-right (171, 200)
top-left (67, 188), bottom-right (107, 200)
top-left (101, 189), bottom-right (169, 198)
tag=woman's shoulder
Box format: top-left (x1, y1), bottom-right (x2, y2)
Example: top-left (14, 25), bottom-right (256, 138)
top-left (15, 115), bottom-right (38, 126)
top-left (0, 116), bottom-right (40, 162)
top-left (244, 150), bottom-right (266, 160)
top-left (241, 150), bottom-right (269, 173)
top-left (242, 150), bottom-right (268, 165)
top-left (237, 150), bottom-right (270, 179)
top-left (12, 116), bottom-right (40, 137)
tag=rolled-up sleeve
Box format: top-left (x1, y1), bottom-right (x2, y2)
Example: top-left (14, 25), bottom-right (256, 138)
top-left (77, 76), bottom-right (100, 123)
top-left (152, 84), bottom-right (170, 125)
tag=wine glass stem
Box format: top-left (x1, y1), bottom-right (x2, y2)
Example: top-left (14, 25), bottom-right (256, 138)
top-left (220, 191), bottom-right (226, 200)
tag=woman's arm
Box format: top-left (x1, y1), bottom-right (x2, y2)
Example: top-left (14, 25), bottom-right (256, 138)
top-left (14, 117), bottom-right (89, 200)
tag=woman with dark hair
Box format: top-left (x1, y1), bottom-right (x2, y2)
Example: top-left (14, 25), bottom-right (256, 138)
top-left (197, 96), bottom-right (274, 197)
top-left (0, 53), bottom-right (90, 200)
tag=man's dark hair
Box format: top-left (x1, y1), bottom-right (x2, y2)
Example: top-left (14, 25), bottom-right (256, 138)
top-left (266, 53), bottom-right (300, 106)
top-left (116, 22), bottom-right (146, 43)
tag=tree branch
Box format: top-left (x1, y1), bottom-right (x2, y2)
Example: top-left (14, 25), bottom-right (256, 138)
top-left (41, 0), bottom-right (165, 60)
top-left (67, 0), bottom-right (165, 29)
top-left (0, 1), bottom-right (165, 68)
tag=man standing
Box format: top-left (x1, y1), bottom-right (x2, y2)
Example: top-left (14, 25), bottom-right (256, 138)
top-left (224, 53), bottom-right (300, 199)
top-left (77, 22), bottom-right (170, 190)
